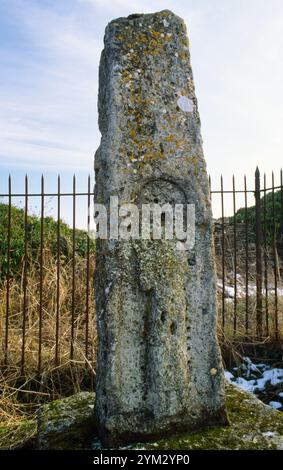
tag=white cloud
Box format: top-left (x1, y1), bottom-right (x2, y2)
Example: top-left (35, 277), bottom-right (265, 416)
top-left (0, 1), bottom-right (101, 172)
top-left (78, 0), bottom-right (150, 11)
top-left (1, 0), bottom-right (283, 205)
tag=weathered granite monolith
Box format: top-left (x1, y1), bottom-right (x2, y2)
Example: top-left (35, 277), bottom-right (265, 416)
top-left (94, 10), bottom-right (228, 447)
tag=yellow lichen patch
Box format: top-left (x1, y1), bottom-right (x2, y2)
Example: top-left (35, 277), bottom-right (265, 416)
top-left (190, 155), bottom-right (199, 166)
top-left (129, 129), bottom-right (137, 139)
top-left (114, 15), bottom-right (194, 168)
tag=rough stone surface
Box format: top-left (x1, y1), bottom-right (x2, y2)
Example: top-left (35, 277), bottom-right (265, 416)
top-left (37, 392), bottom-right (95, 450)
top-left (1, 385), bottom-right (283, 450)
top-left (137, 383), bottom-right (283, 450)
top-left (94, 10), bottom-right (227, 447)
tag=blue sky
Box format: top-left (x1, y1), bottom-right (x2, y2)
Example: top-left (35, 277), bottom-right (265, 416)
top-left (0, 0), bottom-right (283, 222)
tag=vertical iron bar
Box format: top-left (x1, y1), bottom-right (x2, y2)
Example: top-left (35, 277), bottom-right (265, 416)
top-left (233, 175), bottom-right (237, 335)
top-left (55, 175), bottom-right (60, 365)
top-left (255, 167), bottom-right (263, 338)
top-left (85, 175), bottom-right (91, 359)
top-left (244, 175), bottom-right (249, 335)
top-left (280, 169), bottom-right (283, 282)
top-left (21, 175), bottom-right (28, 375)
top-left (4, 175), bottom-right (11, 366)
top-left (70, 175), bottom-right (76, 360)
top-left (221, 175), bottom-right (225, 331)
top-left (263, 174), bottom-right (269, 336)
top-left (272, 172), bottom-right (278, 340)
top-left (38, 175), bottom-right (44, 373)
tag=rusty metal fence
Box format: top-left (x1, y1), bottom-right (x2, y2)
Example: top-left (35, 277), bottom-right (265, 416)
top-left (211, 168), bottom-right (283, 341)
top-left (0, 169), bottom-right (282, 376)
top-left (0, 175), bottom-right (96, 376)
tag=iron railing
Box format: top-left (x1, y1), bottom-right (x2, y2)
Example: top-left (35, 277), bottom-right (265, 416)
top-left (0, 168), bottom-right (282, 377)
top-left (210, 168), bottom-right (283, 341)
top-left (0, 175), bottom-right (96, 376)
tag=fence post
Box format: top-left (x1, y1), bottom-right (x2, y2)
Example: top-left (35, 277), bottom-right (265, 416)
top-left (280, 169), bottom-right (283, 279)
top-left (272, 172), bottom-right (279, 340)
top-left (255, 167), bottom-right (263, 338)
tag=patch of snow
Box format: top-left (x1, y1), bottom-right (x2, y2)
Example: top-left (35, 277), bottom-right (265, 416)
top-left (224, 371), bottom-right (234, 381)
top-left (225, 286), bottom-right (235, 298)
top-left (263, 431), bottom-right (275, 438)
top-left (255, 369), bottom-right (283, 391)
top-left (217, 284), bottom-right (234, 298)
top-left (177, 95), bottom-right (194, 113)
top-left (216, 279), bottom-right (283, 299)
top-left (256, 363), bottom-right (268, 370)
top-left (163, 19), bottom-right (169, 27)
top-left (269, 401), bottom-right (282, 410)
top-left (225, 357), bottom-right (283, 402)
top-left (233, 377), bottom-right (256, 393)
top-left (226, 357), bottom-right (283, 411)
top-left (242, 356), bottom-right (262, 376)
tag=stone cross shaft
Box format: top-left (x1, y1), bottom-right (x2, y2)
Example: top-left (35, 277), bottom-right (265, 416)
top-left (94, 10), bottom-right (228, 447)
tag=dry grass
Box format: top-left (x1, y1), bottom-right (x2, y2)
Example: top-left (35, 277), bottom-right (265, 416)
top-left (0, 246), bottom-right (96, 435)
top-left (215, 248), bottom-right (283, 360)
top-left (0, 244), bottom-right (282, 444)
top-left (217, 292), bottom-right (283, 371)
top-left (0, 247), bottom-right (96, 373)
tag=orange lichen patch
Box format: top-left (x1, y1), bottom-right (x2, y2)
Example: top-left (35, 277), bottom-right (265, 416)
top-left (142, 150), bottom-right (167, 162)
top-left (180, 50), bottom-right (188, 61)
top-left (113, 16), bottom-right (194, 167)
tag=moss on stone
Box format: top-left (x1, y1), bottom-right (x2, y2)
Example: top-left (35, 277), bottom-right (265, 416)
top-left (132, 384), bottom-right (283, 450)
top-left (1, 385), bottom-right (282, 450)
top-left (37, 391), bottom-right (95, 450)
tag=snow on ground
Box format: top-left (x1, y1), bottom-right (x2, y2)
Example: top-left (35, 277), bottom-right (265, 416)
top-left (225, 357), bottom-right (283, 411)
top-left (217, 277), bottom-right (283, 299)
top-left (269, 401), bottom-right (282, 410)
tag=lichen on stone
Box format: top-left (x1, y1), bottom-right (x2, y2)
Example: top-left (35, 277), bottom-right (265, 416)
top-left (37, 391), bottom-right (95, 450)
top-left (1, 384), bottom-right (283, 450)
top-left (105, 10), bottom-right (199, 171)
top-left (94, 9), bottom-right (226, 447)
top-left (131, 384), bottom-right (283, 450)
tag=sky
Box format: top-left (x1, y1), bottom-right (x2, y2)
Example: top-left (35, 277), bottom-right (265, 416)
top-left (0, 0), bottom-right (283, 224)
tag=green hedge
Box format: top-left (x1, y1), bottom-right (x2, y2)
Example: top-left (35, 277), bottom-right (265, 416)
top-left (227, 189), bottom-right (282, 247)
top-left (0, 203), bottom-right (95, 278)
